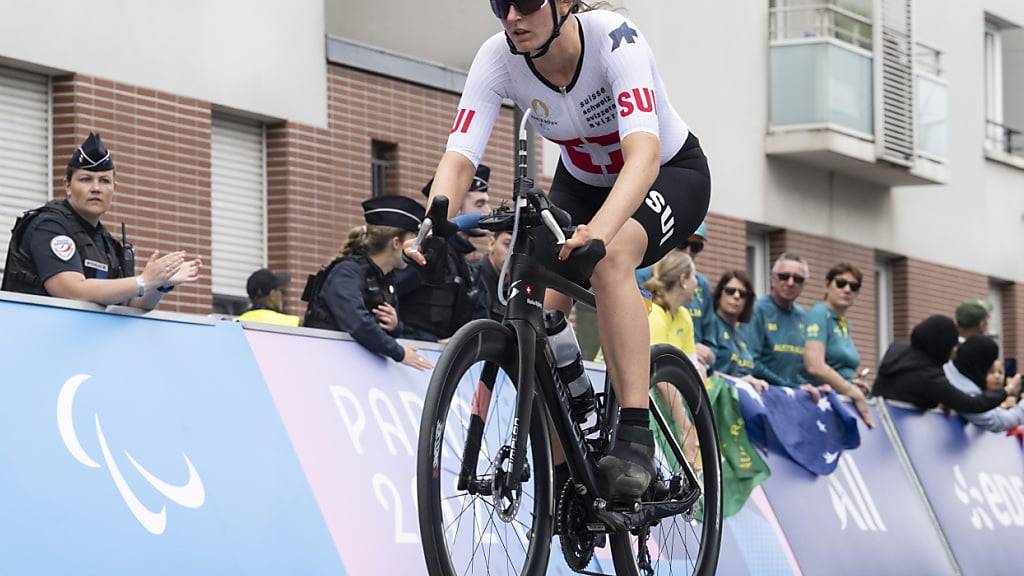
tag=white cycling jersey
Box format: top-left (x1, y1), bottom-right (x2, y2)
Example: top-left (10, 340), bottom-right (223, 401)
top-left (446, 10), bottom-right (689, 188)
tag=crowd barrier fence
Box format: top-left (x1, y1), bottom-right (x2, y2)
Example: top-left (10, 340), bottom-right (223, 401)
top-left (1, 292), bottom-right (1021, 575)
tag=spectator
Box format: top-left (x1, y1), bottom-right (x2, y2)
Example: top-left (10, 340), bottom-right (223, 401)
top-left (802, 262), bottom-right (873, 427)
top-left (2, 132), bottom-right (200, 308)
top-left (642, 251), bottom-right (699, 365)
top-left (873, 315), bottom-right (1005, 413)
top-left (393, 168), bottom-right (492, 341)
top-left (706, 271), bottom-right (767, 389)
top-left (472, 230), bottom-right (512, 320)
top-left (637, 220), bottom-right (714, 366)
top-left (237, 268), bottom-right (300, 326)
top-left (955, 299), bottom-right (991, 340)
top-left (746, 253), bottom-right (811, 390)
top-left (943, 336), bottom-right (1024, 432)
top-left (302, 196), bottom-right (432, 370)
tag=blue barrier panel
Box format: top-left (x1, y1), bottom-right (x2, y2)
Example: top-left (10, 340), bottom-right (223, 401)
top-left (0, 299), bottom-right (344, 574)
top-left (759, 403), bottom-right (953, 576)
top-left (888, 404), bottom-right (1024, 575)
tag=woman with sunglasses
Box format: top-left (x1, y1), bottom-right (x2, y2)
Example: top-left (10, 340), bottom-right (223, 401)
top-left (803, 262), bottom-right (875, 427)
top-left (407, 0), bottom-right (711, 501)
top-left (706, 271), bottom-right (768, 389)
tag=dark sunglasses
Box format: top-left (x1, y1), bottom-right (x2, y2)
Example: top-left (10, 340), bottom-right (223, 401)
top-left (489, 0), bottom-right (548, 19)
top-left (776, 272), bottom-right (805, 284)
top-left (678, 240), bottom-right (705, 255)
top-left (723, 286), bottom-right (750, 299)
top-left (834, 278), bottom-right (861, 292)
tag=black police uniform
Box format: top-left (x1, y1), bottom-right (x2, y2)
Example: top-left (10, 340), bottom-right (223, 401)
top-left (400, 165), bottom-right (492, 340)
top-left (305, 254), bottom-right (405, 360)
top-left (471, 254), bottom-right (505, 321)
top-left (2, 133), bottom-right (131, 296)
top-left (301, 195), bottom-right (425, 362)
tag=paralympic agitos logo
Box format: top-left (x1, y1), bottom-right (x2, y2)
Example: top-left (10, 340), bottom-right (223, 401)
top-left (57, 373), bottom-right (206, 535)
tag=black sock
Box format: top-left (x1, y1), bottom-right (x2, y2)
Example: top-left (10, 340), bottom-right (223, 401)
top-left (619, 407), bottom-right (649, 428)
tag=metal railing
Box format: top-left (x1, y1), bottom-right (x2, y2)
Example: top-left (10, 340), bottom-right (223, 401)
top-left (769, 3), bottom-right (873, 51)
top-left (986, 120), bottom-right (1024, 156)
top-left (914, 41), bottom-right (944, 78)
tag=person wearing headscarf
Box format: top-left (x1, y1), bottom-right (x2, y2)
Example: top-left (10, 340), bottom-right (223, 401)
top-left (943, 335), bottom-right (1024, 432)
top-left (873, 315), bottom-right (1006, 413)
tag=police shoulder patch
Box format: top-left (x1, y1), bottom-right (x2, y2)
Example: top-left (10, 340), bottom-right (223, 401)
top-left (50, 235), bottom-right (76, 262)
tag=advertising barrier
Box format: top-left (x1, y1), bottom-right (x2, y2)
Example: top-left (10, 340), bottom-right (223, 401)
top-left (759, 402), bottom-right (954, 575)
top-left (887, 404), bottom-right (1024, 575)
top-left (3, 295), bottom-right (1023, 574)
top-left (0, 298), bottom-right (344, 575)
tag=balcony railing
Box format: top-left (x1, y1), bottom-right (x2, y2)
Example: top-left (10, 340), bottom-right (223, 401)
top-left (987, 120), bottom-right (1024, 156)
top-left (769, 3), bottom-right (873, 50)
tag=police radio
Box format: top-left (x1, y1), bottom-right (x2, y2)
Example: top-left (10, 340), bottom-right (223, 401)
top-left (121, 222), bottom-right (135, 275)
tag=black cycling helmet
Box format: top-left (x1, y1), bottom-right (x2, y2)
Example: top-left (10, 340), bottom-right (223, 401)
top-left (490, 0), bottom-right (577, 59)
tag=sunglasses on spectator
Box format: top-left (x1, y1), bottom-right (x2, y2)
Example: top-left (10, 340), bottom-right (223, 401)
top-left (776, 272), bottom-right (805, 284)
top-left (834, 278), bottom-right (861, 292)
top-left (723, 286), bottom-right (749, 299)
top-left (489, 0), bottom-right (547, 19)
top-left (678, 240), bottom-right (705, 255)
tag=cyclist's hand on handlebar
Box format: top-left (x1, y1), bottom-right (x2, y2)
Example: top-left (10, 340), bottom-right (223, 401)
top-left (558, 223), bottom-right (598, 261)
top-left (403, 237), bottom-right (427, 267)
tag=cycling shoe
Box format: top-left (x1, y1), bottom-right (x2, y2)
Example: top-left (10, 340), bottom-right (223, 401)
top-left (597, 424), bottom-right (656, 502)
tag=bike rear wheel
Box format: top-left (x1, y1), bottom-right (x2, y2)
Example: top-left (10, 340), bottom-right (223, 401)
top-left (610, 344), bottom-right (723, 576)
top-left (417, 319), bottom-right (553, 576)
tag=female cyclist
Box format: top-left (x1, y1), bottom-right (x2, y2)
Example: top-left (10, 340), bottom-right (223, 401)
top-left (407, 0), bottom-right (711, 501)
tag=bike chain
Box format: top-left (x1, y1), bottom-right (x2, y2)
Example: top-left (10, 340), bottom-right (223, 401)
top-left (557, 481), bottom-right (597, 572)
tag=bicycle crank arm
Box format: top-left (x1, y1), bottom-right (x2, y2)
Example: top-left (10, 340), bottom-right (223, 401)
top-left (592, 491), bottom-right (702, 533)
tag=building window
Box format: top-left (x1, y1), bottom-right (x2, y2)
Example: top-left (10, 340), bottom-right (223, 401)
top-left (989, 280), bottom-right (1006, 345)
top-left (211, 114), bottom-right (266, 311)
top-left (875, 257), bottom-right (894, 359)
top-left (371, 140), bottom-right (398, 197)
top-left (746, 230), bottom-right (769, 299)
top-left (0, 66), bottom-right (49, 281)
top-left (984, 16), bottom-right (1023, 157)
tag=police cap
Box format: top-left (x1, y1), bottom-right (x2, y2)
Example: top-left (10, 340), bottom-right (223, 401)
top-left (421, 163), bottom-right (490, 197)
top-left (362, 195), bottom-right (425, 233)
top-left (68, 132), bottom-right (114, 173)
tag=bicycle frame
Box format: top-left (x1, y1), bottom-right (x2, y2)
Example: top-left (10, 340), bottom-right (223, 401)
top-left (457, 218), bottom-right (700, 505)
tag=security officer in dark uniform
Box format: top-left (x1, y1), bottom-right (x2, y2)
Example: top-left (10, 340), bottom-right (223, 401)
top-left (302, 196), bottom-right (433, 370)
top-left (2, 132), bottom-right (200, 307)
top-left (393, 165), bottom-right (491, 341)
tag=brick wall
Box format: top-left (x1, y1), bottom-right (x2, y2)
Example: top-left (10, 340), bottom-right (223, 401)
top-left (52, 75), bottom-right (212, 314)
top-left (1001, 283), bottom-right (1024, 362)
top-left (891, 258), bottom-right (988, 342)
top-left (698, 212), bottom-right (747, 290)
top-left (768, 229), bottom-right (878, 371)
top-left (269, 64), bottom-right (520, 315)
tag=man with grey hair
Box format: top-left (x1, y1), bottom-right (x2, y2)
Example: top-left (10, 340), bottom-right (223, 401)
top-left (745, 252), bottom-right (815, 391)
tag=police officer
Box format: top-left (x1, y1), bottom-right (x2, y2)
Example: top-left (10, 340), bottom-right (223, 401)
top-left (302, 196), bottom-right (433, 370)
top-left (237, 268), bottom-right (301, 326)
top-left (2, 132), bottom-right (201, 307)
top-left (472, 230), bottom-right (512, 320)
top-left (393, 165), bottom-right (491, 341)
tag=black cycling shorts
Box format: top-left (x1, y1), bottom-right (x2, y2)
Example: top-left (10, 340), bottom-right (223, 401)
top-left (549, 131), bottom-right (711, 268)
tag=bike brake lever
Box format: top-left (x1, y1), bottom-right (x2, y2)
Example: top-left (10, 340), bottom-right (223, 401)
top-left (541, 209), bottom-right (567, 245)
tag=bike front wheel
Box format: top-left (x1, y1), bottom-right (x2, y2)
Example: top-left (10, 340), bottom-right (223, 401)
top-left (610, 344), bottom-right (723, 576)
top-left (417, 319), bottom-right (553, 576)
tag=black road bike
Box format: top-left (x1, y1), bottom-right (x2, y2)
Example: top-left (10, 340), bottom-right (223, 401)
top-left (415, 117), bottom-right (722, 576)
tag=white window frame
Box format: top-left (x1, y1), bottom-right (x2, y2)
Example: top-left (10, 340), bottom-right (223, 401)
top-left (875, 257), bottom-right (894, 359)
top-left (989, 281), bottom-right (1004, 345)
top-left (746, 231), bottom-right (770, 300)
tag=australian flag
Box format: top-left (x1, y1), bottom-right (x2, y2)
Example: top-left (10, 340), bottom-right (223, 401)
top-left (722, 375), bottom-right (861, 475)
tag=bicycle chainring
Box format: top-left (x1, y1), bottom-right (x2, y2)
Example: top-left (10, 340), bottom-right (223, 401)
top-left (557, 481), bottom-right (596, 572)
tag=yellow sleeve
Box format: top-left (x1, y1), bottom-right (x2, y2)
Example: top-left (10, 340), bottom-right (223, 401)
top-left (677, 308), bottom-right (697, 357)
